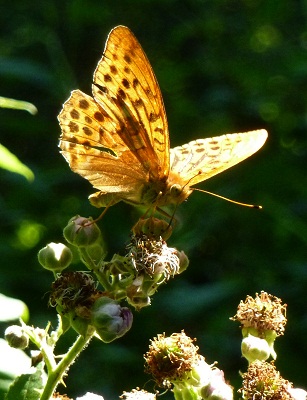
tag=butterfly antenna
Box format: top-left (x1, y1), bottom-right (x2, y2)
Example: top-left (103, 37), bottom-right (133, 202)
top-left (192, 188), bottom-right (262, 209)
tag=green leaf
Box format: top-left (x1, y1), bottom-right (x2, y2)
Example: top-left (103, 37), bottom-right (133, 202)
top-left (0, 97), bottom-right (37, 115)
top-left (0, 294), bottom-right (29, 323)
top-left (0, 339), bottom-right (31, 396)
top-left (0, 144), bottom-right (34, 182)
top-left (5, 362), bottom-right (45, 400)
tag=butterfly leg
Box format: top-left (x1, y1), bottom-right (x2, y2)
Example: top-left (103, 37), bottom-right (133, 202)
top-left (85, 199), bottom-right (117, 226)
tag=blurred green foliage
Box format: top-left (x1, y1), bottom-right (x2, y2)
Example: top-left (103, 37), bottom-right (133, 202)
top-left (1, 0), bottom-right (307, 398)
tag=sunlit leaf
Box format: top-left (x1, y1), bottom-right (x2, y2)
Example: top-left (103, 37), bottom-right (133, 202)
top-left (0, 144), bottom-right (34, 182)
top-left (0, 294), bottom-right (29, 322)
top-left (0, 96), bottom-right (37, 115)
top-left (0, 339), bottom-right (31, 395)
top-left (5, 362), bottom-right (45, 400)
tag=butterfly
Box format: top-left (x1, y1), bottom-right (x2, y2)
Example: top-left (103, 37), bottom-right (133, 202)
top-left (58, 25), bottom-right (268, 212)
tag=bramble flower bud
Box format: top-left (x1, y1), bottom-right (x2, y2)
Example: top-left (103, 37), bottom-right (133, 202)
top-left (38, 242), bottom-right (72, 272)
top-left (287, 387), bottom-right (307, 400)
top-left (70, 315), bottom-right (96, 338)
top-left (201, 369), bottom-right (233, 400)
top-left (91, 296), bottom-right (133, 343)
top-left (176, 250), bottom-right (189, 273)
top-left (241, 334), bottom-right (271, 363)
top-left (132, 217), bottom-right (172, 240)
top-left (5, 325), bottom-right (29, 349)
top-left (63, 215), bottom-right (101, 247)
top-left (126, 279), bottom-right (151, 310)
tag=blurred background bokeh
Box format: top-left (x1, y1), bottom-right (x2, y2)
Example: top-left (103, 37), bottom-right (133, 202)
top-left (1, 0), bottom-right (307, 398)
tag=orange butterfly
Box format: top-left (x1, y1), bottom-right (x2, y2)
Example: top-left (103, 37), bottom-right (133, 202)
top-left (58, 26), bottom-right (267, 211)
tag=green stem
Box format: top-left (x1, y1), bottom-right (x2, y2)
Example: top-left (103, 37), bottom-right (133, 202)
top-left (79, 247), bottom-right (113, 291)
top-left (40, 331), bottom-right (94, 400)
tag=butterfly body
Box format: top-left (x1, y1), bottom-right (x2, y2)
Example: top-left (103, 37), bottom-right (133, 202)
top-left (87, 167), bottom-right (191, 208)
top-left (58, 26), bottom-right (267, 211)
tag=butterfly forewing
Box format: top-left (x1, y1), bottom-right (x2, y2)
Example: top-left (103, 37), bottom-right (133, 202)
top-left (170, 129), bottom-right (268, 186)
top-left (92, 25), bottom-right (170, 179)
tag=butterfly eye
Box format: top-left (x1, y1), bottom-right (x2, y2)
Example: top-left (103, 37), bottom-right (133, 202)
top-left (170, 184), bottom-right (182, 198)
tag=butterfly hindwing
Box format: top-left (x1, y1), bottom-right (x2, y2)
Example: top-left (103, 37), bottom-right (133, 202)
top-left (170, 130), bottom-right (268, 186)
top-left (58, 89), bottom-right (149, 202)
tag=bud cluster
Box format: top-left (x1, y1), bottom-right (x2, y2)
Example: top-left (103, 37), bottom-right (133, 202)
top-left (37, 215), bottom-right (189, 340)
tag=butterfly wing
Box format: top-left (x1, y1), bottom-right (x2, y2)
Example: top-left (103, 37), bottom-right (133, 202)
top-left (59, 90), bottom-right (150, 203)
top-left (92, 25), bottom-right (170, 180)
top-left (170, 129), bottom-right (268, 186)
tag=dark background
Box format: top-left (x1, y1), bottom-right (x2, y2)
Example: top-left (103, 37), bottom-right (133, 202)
top-left (1, 1), bottom-right (307, 398)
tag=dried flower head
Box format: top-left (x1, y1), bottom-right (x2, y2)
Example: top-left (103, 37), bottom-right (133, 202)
top-left (127, 235), bottom-right (184, 280)
top-left (49, 271), bottom-right (98, 315)
top-left (144, 331), bottom-right (199, 387)
top-left (240, 361), bottom-right (293, 400)
top-left (231, 292), bottom-right (287, 336)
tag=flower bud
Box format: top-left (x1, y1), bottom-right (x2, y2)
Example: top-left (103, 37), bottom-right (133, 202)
top-left (200, 369), bottom-right (233, 400)
top-left (287, 387), bottom-right (307, 400)
top-left (5, 325), bottom-right (29, 349)
top-left (91, 297), bottom-right (133, 342)
top-left (63, 216), bottom-right (101, 247)
top-left (38, 242), bottom-right (72, 272)
top-left (70, 316), bottom-right (95, 339)
top-left (176, 250), bottom-right (189, 273)
top-left (241, 334), bottom-right (271, 363)
top-left (132, 217), bottom-right (172, 240)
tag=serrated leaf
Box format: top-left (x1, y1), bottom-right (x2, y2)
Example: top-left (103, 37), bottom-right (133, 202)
top-left (5, 362), bottom-right (45, 400)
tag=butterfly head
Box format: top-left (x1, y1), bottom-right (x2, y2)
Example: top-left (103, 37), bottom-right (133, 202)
top-left (141, 173), bottom-right (193, 208)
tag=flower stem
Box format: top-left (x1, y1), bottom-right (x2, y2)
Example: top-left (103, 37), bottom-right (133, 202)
top-left (40, 331), bottom-right (94, 400)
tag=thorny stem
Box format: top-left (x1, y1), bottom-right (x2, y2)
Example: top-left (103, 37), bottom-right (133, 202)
top-left (40, 331), bottom-right (94, 400)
